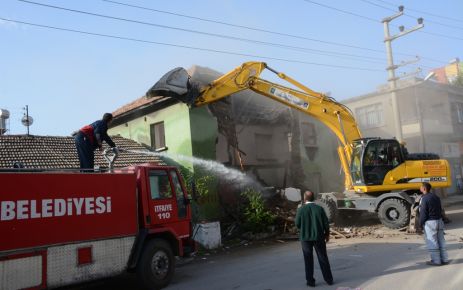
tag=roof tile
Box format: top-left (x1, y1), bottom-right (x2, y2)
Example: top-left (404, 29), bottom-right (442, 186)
top-left (0, 135), bottom-right (165, 169)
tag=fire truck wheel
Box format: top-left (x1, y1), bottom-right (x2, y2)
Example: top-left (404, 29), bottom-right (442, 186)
top-left (137, 238), bottom-right (175, 289)
top-left (378, 198), bottom-right (410, 229)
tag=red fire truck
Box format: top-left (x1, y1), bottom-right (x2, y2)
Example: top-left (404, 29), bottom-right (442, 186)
top-left (0, 151), bottom-right (196, 290)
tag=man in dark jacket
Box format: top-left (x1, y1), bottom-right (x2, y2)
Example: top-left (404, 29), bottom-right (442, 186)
top-left (296, 190), bottom-right (333, 287)
top-left (419, 182), bottom-right (449, 266)
top-left (74, 113), bottom-right (116, 171)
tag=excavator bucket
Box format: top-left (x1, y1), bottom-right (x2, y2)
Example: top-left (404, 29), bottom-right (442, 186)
top-left (146, 67), bottom-right (201, 106)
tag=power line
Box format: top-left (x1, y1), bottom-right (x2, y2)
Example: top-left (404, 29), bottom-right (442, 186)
top-left (100, 0), bottom-right (448, 64)
top-left (16, 0), bottom-right (448, 65)
top-left (0, 17), bottom-right (385, 72)
top-left (100, 0), bottom-right (450, 65)
top-left (419, 30), bottom-right (463, 42)
top-left (302, 0), bottom-right (463, 41)
top-left (374, 0), bottom-right (463, 24)
top-left (359, 0), bottom-right (463, 31)
top-left (17, 0), bottom-right (387, 64)
top-left (100, 0), bottom-right (388, 54)
top-left (358, 0), bottom-right (395, 11)
top-left (302, 0), bottom-right (378, 22)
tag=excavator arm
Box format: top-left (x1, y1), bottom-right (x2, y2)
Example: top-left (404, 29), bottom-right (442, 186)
top-left (148, 61), bottom-right (362, 189)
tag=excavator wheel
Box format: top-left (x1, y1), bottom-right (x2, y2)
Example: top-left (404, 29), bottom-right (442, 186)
top-left (315, 199), bottom-right (337, 223)
top-left (378, 198), bottom-right (410, 229)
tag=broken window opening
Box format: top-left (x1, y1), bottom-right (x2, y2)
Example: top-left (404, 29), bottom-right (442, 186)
top-left (150, 121), bottom-right (166, 150)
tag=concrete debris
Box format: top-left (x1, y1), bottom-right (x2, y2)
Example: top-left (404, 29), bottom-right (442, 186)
top-left (282, 187), bottom-right (301, 202)
top-left (331, 229), bottom-right (347, 239)
top-left (373, 230), bottom-right (384, 238)
top-left (265, 195), bottom-right (406, 239)
top-left (326, 225), bottom-right (403, 239)
top-left (267, 194), bottom-right (300, 234)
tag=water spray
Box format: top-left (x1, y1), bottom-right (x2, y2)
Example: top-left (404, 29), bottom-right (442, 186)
top-left (113, 148), bottom-right (259, 187)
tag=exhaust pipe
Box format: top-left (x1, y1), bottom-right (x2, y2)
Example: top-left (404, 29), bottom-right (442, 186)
top-left (146, 67), bottom-right (201, 106)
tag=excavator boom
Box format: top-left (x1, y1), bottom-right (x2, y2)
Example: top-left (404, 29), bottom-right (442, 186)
top-left (148, 62), bottom-right (362, 189)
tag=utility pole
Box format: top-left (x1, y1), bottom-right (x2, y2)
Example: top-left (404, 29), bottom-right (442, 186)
top-left (382, 5), bottom-right (424, 142)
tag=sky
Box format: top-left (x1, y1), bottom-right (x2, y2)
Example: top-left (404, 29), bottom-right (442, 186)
top-left (1, 0), bottom-right (462, 135)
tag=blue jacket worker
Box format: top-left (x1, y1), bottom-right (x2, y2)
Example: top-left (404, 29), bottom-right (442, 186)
top-left (74, 113), bottom-right (116, 171)
top-left (296, 190), bottom-right (334, 287)
top-left (419, 182), bottom-right (449, 266)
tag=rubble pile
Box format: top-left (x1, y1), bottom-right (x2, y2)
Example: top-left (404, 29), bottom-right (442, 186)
top-left (265, 194), bottom-right (405, 239)
top-left (266, 194), bottom-right (300, 234)
top-left (329, 226), bottom-right (403, 239)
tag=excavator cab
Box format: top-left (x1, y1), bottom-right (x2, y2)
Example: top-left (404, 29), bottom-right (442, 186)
top-left (350, 138), bottom-right (405, 186)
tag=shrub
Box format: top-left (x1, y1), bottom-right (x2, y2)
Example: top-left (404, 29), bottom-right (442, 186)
top-left (241, 188), bottom-right (275, 233)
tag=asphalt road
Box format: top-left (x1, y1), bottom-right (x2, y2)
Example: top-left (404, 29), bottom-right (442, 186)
top-left (67, 203), bottom-right (463, 290)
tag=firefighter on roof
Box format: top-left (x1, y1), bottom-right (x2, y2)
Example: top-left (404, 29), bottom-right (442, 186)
top-left (74, 113), bottom-right (117, 171)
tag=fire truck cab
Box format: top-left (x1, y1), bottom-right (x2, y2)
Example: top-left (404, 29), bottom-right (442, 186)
top-left (0, 163), bottom-right (196, 290)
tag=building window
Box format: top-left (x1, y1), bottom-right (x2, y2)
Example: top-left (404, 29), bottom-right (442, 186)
top-left (150, 122), bottom-right (166, 150)
top-left (301, 122), bottom-right (317, 146)
top-left (301, 122), bottom-right (318, 160)
top-left (356, 103), bottom-right (384, 129)
top-left (456, 103), bottom-right (463, 123)
top-left (255, 133), bottom-right (274, 160)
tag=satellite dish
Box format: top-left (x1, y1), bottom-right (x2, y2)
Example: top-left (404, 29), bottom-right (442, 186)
top-left (22, 115), bottom-right (34, 126)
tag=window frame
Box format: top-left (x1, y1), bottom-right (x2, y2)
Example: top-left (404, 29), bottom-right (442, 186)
top-left (355, 103), bottom-right (385, 129)
top-left (150, 121), bottom-right (166, 150)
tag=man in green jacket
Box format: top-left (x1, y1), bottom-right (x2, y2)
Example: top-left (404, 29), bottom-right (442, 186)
top-left (296, 190), bottom-right (334, 287)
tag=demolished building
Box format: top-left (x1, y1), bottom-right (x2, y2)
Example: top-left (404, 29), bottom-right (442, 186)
top-left (108, 65), bottom-right (343, 219)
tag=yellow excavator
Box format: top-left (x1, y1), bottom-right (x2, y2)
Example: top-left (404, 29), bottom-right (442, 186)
top-left (147, 61), bottom-right (451, 229)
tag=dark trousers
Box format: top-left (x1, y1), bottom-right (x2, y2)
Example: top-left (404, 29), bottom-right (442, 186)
top-left (75, 133), bottom-right (94, 171)
top-left (301, 240), bottom-right (333, 284)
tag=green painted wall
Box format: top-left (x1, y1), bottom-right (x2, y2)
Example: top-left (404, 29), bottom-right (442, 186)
top-left (108, 103), bottom-right (194, 171)
top-left (108, 103), bottom-right (222, 221)
top-left (189, 107), bottom-right (218, 160)
top-left (189, 106), bottom-right (220, 220)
